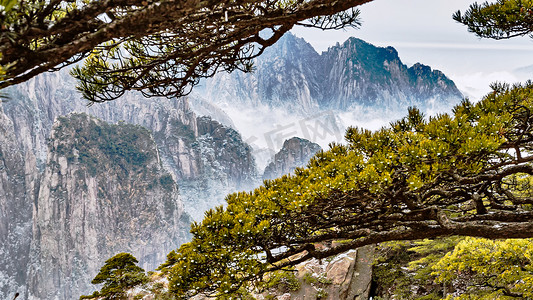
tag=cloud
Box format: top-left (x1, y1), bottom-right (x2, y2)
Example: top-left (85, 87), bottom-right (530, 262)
top-left (451, 71), bottom-right (532, 102)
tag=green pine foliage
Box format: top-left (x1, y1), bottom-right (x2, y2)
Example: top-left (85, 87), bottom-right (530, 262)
top-left (0, 0), bottom-right (19, 25)
top-left (0, 54), bottom-right (5, 100)
top-left (454, 0), bottom-right (533, 40)
top-left (52, 114), bottom-right (153, 176)
top-left (80, 253), bottom-right (148, 300)
top-left (433, 238), bottom-right (533, 299)
top-left (372, 241), bottom-right (415, 299)
top-left (373, 237), bottom-right (533, 299)
top-left (264, 269), bottom-right (301, 293)
top-left (157, 82), bottom-right (533, 298)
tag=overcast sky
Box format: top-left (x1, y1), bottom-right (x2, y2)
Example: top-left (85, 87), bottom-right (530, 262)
top-left (291, 0), bottom-right (533, 99)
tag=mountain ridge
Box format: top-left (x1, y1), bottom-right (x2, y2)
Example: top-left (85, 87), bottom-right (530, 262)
top-left (200, 33), bottom-right (462, 114)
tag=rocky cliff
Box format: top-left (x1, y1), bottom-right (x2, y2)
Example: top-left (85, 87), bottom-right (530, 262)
top-left (179, 116), bottom-right (257, 220)
top-left (263, 137), bottom-right (322, 180)
top-left (196, 116), bottom-right (256, 186)
top-left (285, 245), bottom-right (375, 300)
top-left (5, 70), bottom-right (202, 180)
top-left (0, 102), bottom-right (35, 299)
top-left (0, 71), bottom-right (259, 299)
top-left (4, 69), bottom-right (258, 217)
top-left (26, 113), bottom-right (190, 299)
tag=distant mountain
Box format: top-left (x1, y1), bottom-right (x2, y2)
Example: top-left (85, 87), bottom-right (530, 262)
top-left (263, 137), bottom-right (322, 180)
top-left (180, 115), bottom-right (257, 220)
top-left (199, 32), bottom-right (322, 112)
top-left (319, 38), bottom-right (461, 109)
top-left (200, 33), bottom-right (463, 113)
top-left (514, 64), bottom-right (533, 75)
top-left (513, 64), bottom-right (533, 82)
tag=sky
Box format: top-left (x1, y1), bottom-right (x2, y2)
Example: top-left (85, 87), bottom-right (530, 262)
top-left (291, 0), bottom-right (533, 100)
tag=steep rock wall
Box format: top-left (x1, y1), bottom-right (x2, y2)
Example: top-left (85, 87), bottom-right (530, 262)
top-left (0, 102), bottom-right (35, 299)
top-left (1, 72), bottom-right (259, 298)
top-left (26, 113), bottom-right (190, 299)
top-left (180, 116), bottom-right (258, 220)
top-left (5, 69), bottom-right (258, 214)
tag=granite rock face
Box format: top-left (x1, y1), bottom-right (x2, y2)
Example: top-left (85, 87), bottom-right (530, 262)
top-left (26, 113), bottom-right (191, 300)
top-left (263, 137), bottom-right (322, 180)
top-left (5, 67), bottom-right (259, 210)
top-left (180, 116), bottom-right (257, 220)
top-left (0, 102), bottom-right (35, 299)
top-left (197, 116), bottom-right (256, 186)
top-left (292, 246), bottom-right (375, 300)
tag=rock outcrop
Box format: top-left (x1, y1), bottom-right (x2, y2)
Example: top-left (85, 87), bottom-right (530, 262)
top-left (197, 116), bottom-right (256, 186)
top-left (263, 137), bottom-right (322, 180)
top-left (26, 113), bottom-right (191, 299)
top-left (179, 116), bottom-right (257, 220)
top-left (289, 245), bottom-right (375, 300)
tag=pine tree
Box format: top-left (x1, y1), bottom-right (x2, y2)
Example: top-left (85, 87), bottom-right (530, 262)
top-left (372, 237), bottom-right (464, 299)
top-left (156, 82), bottom-right (533, 298)
top-left (80, 253), bottom-right (147, 300)
top-left (454, 0), bottom-right (533, 40)
top-left (432, 238), bottom-right (533, 299)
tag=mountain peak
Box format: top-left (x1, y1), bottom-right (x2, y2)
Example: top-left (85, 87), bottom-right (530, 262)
top-left (263, 137), bottom-right (321, 180)
top-left (262, 32), bottom-right (319, 61)
top-left (325, 37), bottom-right (399, 59)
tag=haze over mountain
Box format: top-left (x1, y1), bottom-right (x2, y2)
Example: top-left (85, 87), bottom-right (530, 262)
top-left (193, 33), bottom-right (463, 163)
top-left (263, 137), bottom-right (322, 181)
